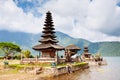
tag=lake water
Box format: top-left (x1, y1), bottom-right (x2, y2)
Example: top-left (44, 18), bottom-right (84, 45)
top-left (48, 57), bottom-right (120, 80)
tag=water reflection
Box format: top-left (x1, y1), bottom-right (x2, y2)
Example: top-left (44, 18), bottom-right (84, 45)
top-left (44, 57), bottom-right (120, 80)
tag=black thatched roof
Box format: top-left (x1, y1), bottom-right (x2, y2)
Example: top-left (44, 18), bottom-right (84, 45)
top-left (84, 46), bottom-right (89, 52)
top-left (33, 43), bottom-right (64, 50)
top-left (41, 33), bottom-right (56, 38)
top-left (42, 30), bottom-right (55, 33)
top-left (39, 38), bottom-right (58, 43)
top-left (33, 11), bottom-right (64, 51)
top-left (65, 44), bottom-right (81, 50)
top-left (43, 27), bottom-right (55, 31)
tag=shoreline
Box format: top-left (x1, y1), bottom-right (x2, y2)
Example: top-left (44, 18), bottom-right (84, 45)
top-left (0, 59), bottom-right (107, 80)
top-left (0, 62), bottom-right (89, 80)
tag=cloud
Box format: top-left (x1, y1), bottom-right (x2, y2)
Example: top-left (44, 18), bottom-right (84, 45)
top-left (86, 0), bottom-right (120, 36)
top-left (14, 0), bottom-right (47, 17)
top-left (37, 0), bottom-right (120, 41)
top-left (0, 0), bottom-right (44, 34)
top-left (0, 0), bottom-right (120, 42)
top-left (71, 24), bottom-right (120, 42)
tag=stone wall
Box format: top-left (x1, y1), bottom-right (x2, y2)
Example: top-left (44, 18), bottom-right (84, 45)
top-left (43, 63), bottom-right (89, 77)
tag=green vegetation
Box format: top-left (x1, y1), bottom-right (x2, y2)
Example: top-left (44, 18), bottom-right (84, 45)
top-left (0, 42), bottom-right (21, 59)
top-left (72, 62), bottom-right (88, 67)
top-left (14, 50), bottom-right (34, 60)
top-left (21, 50), bottom-right (31, 58)
top-left (0, 42), bottom-right (34, 59)
top-left (57, 63), bottom-right (67, 67)
top-left (56, 62), bottom-right (88, 68)
top-left (0, 59), bottom-right (88, 70)
top-left (23, 50), bottom-right (34, 58)
top-left (14, 53), bottom-right (21, 59)
top-left (6, 63), bottom-right (51, 70)
top-left (8, 64), bottom-right (26, 69)
top-left (0, 56), bottom-right (4, 59)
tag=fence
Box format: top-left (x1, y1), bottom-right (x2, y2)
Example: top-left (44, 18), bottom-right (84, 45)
top-left (21, 58), bottom-right (66, 64)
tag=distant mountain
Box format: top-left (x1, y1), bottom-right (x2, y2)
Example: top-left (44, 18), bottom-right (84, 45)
top-left (0, 30), bottom-right (120, 56)
top-left (90, 42), bottom-right (120, 56)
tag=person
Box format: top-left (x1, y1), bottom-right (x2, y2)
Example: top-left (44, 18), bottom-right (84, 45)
top-left (66, 63), bottom-right (72, 73)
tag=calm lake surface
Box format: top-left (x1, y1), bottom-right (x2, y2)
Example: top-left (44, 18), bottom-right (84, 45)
top-left (48, 57), bottom-right (120, 80)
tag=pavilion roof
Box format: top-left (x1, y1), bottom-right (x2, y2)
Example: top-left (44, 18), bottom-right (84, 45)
top-left (65, 44), bottom-right (81, 50)
top-left (33, 43), bottom-right (64, 50)
top-left (83, 52), bottom-right (91, 55)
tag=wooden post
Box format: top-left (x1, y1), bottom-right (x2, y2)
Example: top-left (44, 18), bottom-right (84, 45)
top-left (55, 52), bottom-right (57, 64)
top-left (36, 55), bottom-right (38, 63)
top-left (55, 51), bottom-right (58, 64)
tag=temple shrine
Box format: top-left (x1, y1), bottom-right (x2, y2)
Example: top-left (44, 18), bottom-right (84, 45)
top-left (83, 46), bottom-right (91, 58)
top-left (32, 11), bottom-right (64, 63)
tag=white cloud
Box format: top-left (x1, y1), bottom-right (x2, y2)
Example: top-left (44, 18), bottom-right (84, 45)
top-left (0, 0), bottom-right (120, 42)
top-left (71, 24), bottom-right (120, 42)
top-left (37, 0), bottom-right (120, 42)
top-left (0, 0), bottom-right (44, 34)
top-left (86, 0), bottom-right (120, 35)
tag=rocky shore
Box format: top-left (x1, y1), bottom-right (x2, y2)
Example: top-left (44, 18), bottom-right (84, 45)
top-left (0, 62), bottom-right (89, 80)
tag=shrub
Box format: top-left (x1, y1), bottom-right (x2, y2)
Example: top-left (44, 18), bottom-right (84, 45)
top-left (8, 64), bottom-right (26, 70)
top-left (0, 56), bottom-right (4, 59)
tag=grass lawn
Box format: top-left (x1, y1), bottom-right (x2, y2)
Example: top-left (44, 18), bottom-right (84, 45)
top-left (0, 59), bottom-right (20, 65)
top-left (0, 59), bottom-right (88, 68)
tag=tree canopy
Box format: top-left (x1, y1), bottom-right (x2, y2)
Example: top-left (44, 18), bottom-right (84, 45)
top-left (22, 50), bottom-right (31, 58)
top-left (0, 42), bottom-right (21, 59)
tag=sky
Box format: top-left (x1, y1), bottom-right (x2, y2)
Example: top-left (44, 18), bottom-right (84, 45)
top-left (0, 0), bottom-right (120, 42)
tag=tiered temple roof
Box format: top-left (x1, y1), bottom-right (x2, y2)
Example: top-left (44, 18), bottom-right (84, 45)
top-left (65, 44), bottom-right (81, 50)
top-left (33, 11), bottom-right (64, 50)
top-left (83, 46), bottom-right (91, 55)
top-left (84, 46), bottom-right (89, 52)
top-left (83, 46), bottom-right (91, 58)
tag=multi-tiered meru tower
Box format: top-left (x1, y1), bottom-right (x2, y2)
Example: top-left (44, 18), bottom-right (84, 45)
top-left (33, 11), bottom-right (64, 59)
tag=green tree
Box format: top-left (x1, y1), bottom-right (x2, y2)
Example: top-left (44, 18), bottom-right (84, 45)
top-left (0, 42), bottom-right (21, 59)
top-left (14, 53), bottom-right (21, 60)
top-left (22, 50), bottom-right (31, 58)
